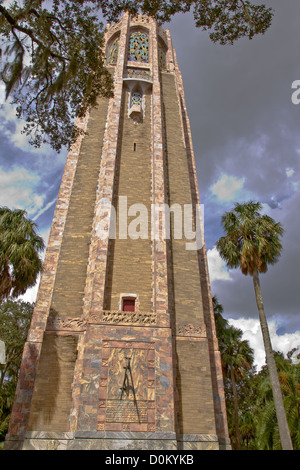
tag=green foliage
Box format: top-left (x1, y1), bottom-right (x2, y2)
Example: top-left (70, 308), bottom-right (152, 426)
top-left (0, 299), bottom-right (34, 441)
top-left (216, 203), bottom-right (294, 449)
top-left (213, 295), bottom-right (255, 449)
top-left (216, 201), bottom-right (284, 276)
top-left (100, 0), bottom-right (273, 44)
top-left (0, 207), bottom-right (44, 301)
top-left (192, 0), bottom-right (273, 45)
top-left (0, 0), bottom-right (113, 152)
top-left (255, 353), bottom-right (300, 450)
top-left (213, 295), bottom-right (300, 450)
top-left (0, 1), bottom-right (273, 151)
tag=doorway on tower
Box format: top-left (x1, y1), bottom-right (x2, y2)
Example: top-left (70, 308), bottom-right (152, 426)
top-left (119, 293), bottom-right (140, 312)
top-left (123, 298), bottom-right (135, 312)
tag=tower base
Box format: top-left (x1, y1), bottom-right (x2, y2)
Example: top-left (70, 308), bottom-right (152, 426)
top-left (5, 431), bottom-right (231, 450)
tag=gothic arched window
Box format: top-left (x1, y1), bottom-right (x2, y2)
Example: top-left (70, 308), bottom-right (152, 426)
top-left (107, 36), bottom-right (120, 65)
top-left (128, 31), bottom-right (149, 63)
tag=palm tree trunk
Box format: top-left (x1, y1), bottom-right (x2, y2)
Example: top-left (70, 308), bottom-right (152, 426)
top-left (252, 268), bottom-right (293, 450)
top-left (230, 367), bottom-right (242, 449)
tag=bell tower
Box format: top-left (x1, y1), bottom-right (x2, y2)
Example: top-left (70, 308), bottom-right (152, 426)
top-left (5, 13), bottom-right (230, 451)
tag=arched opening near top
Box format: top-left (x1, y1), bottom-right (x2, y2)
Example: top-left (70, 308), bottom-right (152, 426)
top-left (128, 29), bottom-right (149, 63)
top-left (106, 33), bottom-right (120, 65)
top-left (158, 39), bottom-right (167, 70)
top-left (129, 85), bottom-right (143, 122)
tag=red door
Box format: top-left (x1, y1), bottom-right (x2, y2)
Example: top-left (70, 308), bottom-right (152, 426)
top-left (123, 299), bottom-right (135, 312)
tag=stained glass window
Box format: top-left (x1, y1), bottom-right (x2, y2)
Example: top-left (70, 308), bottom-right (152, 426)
top-left (107, 37), bottom-right (120, 65)
top-left (128, 31), bottom-right (149, 63)
top-left (131, 91), bottom-right (142, 107)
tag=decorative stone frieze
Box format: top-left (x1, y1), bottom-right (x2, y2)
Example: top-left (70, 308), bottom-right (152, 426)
top-left (176, 323), bottom-right (207, 338)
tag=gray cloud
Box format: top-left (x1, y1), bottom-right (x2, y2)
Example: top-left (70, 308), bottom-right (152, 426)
top-left (167, 1), bottom-right (300, 335)
top-left (169, 1), bottom-right (300, 196)
top-left (209, 189), bottom-right (300, 334)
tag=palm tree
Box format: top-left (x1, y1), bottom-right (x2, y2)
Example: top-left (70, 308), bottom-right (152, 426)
top-left (222, 326), bottom-right (254, 449)
top-left (255, 352), bottom-right (300, 449)
top-left (216, 201), bottom-right (293, 450)
top-left (0, 207), bottom-right (45, 301)
top-left (212, 294), bottom-right (229, 332)
top-left (0, 299), bottom-right (34, 442)
top-left (212, 295), bottom-right (255, 449)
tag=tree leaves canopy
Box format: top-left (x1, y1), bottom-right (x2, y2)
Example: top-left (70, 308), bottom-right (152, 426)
top-left (0, 0), bottom-right (273, 151)
top-left (0, 0), bottom-right (114, 151)
top-left (255, 352), bottom-right (300, 450)
top-left (213, 296), bottom-right (299, 450)
top-left (100, 0), bottom-right (273, 44)
top-left (0, 299), bottom-right (34, 440)
top-left (216, 201), bottom-right (284, 276)
top-left (0, 207), bottom-right (45, 301)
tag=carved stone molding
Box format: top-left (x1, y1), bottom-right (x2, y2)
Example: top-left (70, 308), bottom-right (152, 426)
top-left (89, 310), bottom-right (157, 326)
top-left (46, 310), bottom-right (158, 331)
top-left (126, 68), bottom-right (151, 81)
top-left (130, 14), bottom-right (150, 25)
top-left (176, 323), bottom-right (207, 338)
top-left (46, 315), bottom-right (87, 332)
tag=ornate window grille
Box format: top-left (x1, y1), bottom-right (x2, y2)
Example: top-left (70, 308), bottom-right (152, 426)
top-left (131, 90), bottom-right (143, 107)
top-left (128, 31), bottom-right (149, 63)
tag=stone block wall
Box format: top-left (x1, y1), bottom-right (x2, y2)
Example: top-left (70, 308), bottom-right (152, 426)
top-left (50, 98), bottom-right (109, 319)
top-left (104, 89), bottom-right (153, 312)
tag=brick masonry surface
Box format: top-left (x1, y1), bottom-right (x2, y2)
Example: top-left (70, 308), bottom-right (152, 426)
top-left (5, 13), bottom-right (230, 451)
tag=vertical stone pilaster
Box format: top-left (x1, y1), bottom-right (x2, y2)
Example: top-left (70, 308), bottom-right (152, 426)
top-left (82, 13), bottom-right (129, 318)
top-left (149, 18), bottom-right (176, 434)
top-left (150, 19), bottom-right (169, 321)
top-left (69, 14), bottom-right (130, 433)
top-left (5, 114), bottom-right (90, 443)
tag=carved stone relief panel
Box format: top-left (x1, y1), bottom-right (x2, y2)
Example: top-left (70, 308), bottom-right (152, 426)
top-left (98, 341), bottom-right (156, 432)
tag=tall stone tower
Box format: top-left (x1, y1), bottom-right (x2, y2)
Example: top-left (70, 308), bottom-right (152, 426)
top-left (5, 13), bottom-right (230, 451)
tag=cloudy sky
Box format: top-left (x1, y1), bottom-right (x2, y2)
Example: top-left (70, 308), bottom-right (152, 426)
top-left (1, 1), bottom-right (299, 370)
top-left (168, 0), bottom-right (300, 369)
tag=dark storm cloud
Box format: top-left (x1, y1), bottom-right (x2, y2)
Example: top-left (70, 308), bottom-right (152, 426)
top-left (168, 1), bottom-right (300, 197)
top-left (168, 1), bottom-right (300, 334)
top-left (209, 190), bottom-right (300, 334)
